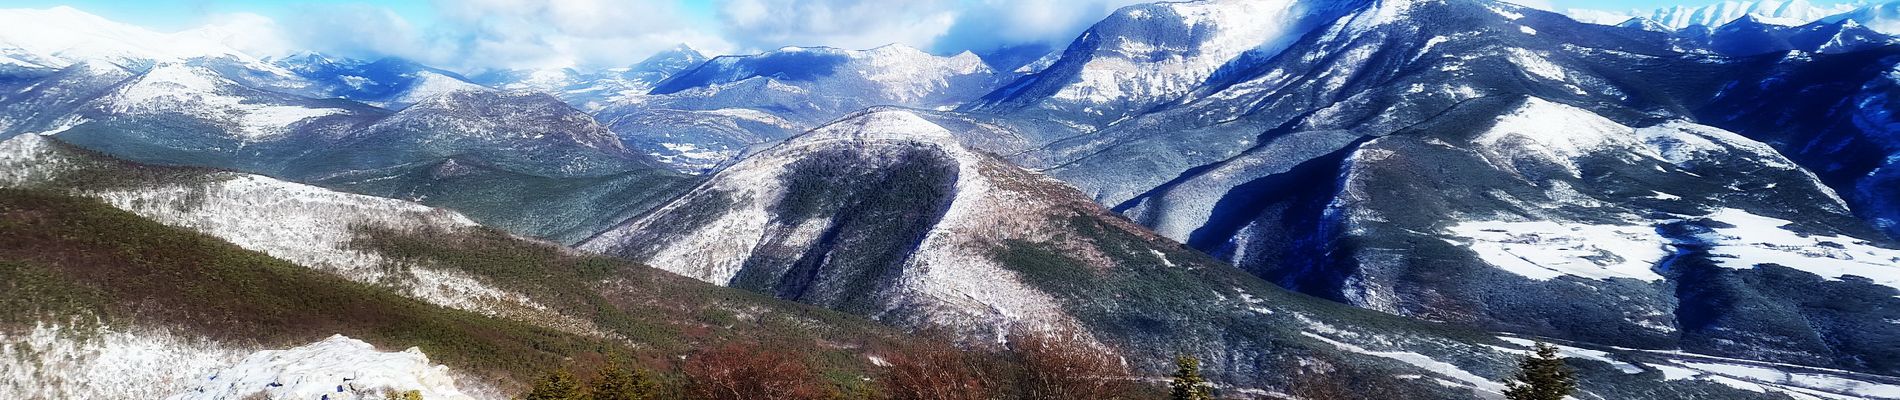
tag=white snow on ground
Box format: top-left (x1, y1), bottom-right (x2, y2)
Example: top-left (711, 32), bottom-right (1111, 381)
top-left (1450, 98), bottom-right (1900, 288)
top-left (1446, 219), bottom-right (1669, 281)
top-left (4, 323), bottom-right (486, 400)
top-left (1698, 208), bottom-right (1900, 290)
top-left (1473, 98), bottom-right (1644, 177)
top-left (1496, 337), bottom-right (1643, 373)
top-left (171, 335), bottom-right (476, 400)
top-left (1654, 360), bottom-right (1900, 399)
top-left (1301, 332), bottom-right (1504, 394)
top-left (1, 322), bottom-right (244, 400)
top-left (1506, 48), bottom-right (1567, 81)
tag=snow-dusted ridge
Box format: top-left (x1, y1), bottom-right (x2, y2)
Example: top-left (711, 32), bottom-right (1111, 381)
top-left (0, 133), bottom-right (590, 333)
top-left (0, 322), bottom-right (486, 400)
top-left (582, 109), bottom-right (1078, 336)
top-left (171, 335), bottom-right (478, 400)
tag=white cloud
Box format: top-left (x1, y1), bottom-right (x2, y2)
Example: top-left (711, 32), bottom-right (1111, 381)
top-left (715, 0), bottom-right (960, 51)
top-left (279, 5), bottom-right (441, 63)
top-left (11, 0), bottom-right (1175, 73)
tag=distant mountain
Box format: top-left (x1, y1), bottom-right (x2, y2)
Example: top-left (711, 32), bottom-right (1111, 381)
top-left (1569, 0), bottom-right (1855, 30)
top-left (273, 54), bottom-right (490, 109)
top-left (964, 0), bottom-right (1364, 138)
top-left (596, 44), bottom-right (1005, 172)
top-left (473, 44), bottom-right (710, 112)
top-left (0, 58), bottom-right (691, 243)
top-left (0, 60), bottom-right (134, 135)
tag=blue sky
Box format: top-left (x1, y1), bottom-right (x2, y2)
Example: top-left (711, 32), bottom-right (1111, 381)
top-left (1, 0), bottom-right (1869, 71)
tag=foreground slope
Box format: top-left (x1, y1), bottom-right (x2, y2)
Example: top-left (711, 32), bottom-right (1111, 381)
top-left (0, 61), bottom-right (698, 242)
top-left (580, 109), bottom-right (1899, 398)
top-left (0, 133), bottom-right (913, 398)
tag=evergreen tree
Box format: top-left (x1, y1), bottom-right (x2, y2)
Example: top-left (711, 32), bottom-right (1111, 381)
top-left (591, 361), bottom-right (659, 400)
top-left (522, 369), bottom-right (584, 400)
top-left (1503, 342), bottom-right (1578, 400)
top-left (1168, 356), bottom-right (1214, 400)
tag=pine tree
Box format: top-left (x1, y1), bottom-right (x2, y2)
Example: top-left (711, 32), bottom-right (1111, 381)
top-left (1168, 356), bottom-right (1214, 400)
top-left (591, 361), bottom-right (659, 400)
top-left (1503, 342), bottom-right (1578, 400)
top-left (522, 369), bottom-right (584, 400)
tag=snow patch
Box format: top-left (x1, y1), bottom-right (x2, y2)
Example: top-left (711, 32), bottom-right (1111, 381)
top-left (171, 335), bottom-right (475, 400)
top-left (1302, 332), bottom-right (1503, 393)
top-left (1446, 219), bottom-right (1669, 282)
top-left (1697, 208), bottom-right (1900, 290)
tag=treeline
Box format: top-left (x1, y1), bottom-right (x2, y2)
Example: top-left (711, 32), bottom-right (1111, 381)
top-left (516, 332), bottom-right (1579, 400)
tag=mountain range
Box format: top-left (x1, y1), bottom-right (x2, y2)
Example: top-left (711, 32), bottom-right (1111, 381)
top-left (3, 0), bottom-right (1900, 399)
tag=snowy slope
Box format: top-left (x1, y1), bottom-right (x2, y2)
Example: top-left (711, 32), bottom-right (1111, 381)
top-left (0, 133), bottom-right (586, 332)
top-left (0, 323), bottom-right (487, 400)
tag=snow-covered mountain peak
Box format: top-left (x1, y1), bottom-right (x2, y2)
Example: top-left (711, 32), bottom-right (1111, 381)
top-left (793, 108), bottom-right (959, 145)
top-left (632, 44), bottom-right (708, 72)
top-left (1617, 16), bottom-right (1674, 32)
top-left (1569, 0), bottom-right (1855, 30)
top-left (0, 6), bottom-right (264, 70)
top-left (967, 0), bottom-right (1363, 129)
